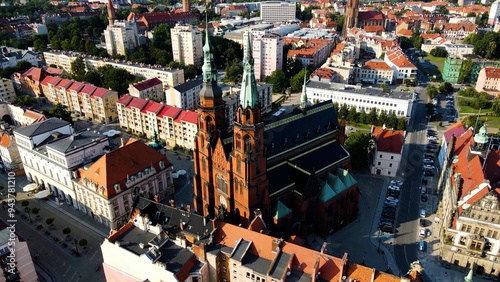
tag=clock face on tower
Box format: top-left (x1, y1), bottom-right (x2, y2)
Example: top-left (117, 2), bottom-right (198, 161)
top-left (220, 195), bottom-right (227, 209)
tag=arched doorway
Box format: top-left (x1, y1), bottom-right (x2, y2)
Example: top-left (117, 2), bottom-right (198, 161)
top-left (1, 115), bottom-right (13, 125)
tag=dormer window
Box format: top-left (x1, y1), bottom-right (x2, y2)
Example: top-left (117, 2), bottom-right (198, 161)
top-left (90, 182), bottom-right (96, 189)
top-left (145, 168), bottom-right (149, 174)
top-left (138, 172), bottom-right (142, 178)
top-left (159, 161), bottom-right (164, 169)
top-left (82, 177), bottom-right (87, 186)
top-left (99, 186), bottom-right (104, 194)
top-left (131, 175), bottom-right (135, 181)
top-left (114, 184), bottom-right (121, 193)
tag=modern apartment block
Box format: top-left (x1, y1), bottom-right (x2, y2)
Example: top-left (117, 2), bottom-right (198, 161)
top-left (0, 78), bottom-right (16, 102)
top-left (128, 77), bottom-right (164, 102)
top-left (43, 51), bottom-right (185, 89)
top-left (165, 77), bottom-right (203, 110)
top-left (171, 24), bottom-right (203, 67)
top-left (40, 76), bottom-right (119, 123)
top-left (116, 95), bottom-right (198, 150)
top-left (104, 21), bottom-right (142, 56)
top-left (476, 67), bottom-right (500, 96)
top-left (244, 32), bottom-right (283, 81)
top-left (260, 1), bottom-right (296, 22)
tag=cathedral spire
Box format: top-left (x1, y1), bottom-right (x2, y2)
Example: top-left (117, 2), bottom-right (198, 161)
top-left (239, 31), bottom-right (259, 109)
top-left (199, 15), bottom-right (222, 99)
top-left (300, 69), bottom-right (308, 111)
top-left (107, 0), bottom-right (116, 26)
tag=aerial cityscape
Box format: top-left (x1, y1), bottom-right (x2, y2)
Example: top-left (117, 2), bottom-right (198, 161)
top-left (0, 0), bottom-right (499, 281)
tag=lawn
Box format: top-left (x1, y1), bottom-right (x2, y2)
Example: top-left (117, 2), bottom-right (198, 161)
top-left (346, 122), bottom-right (372, 130)
top-left (424, 55), bottom-right (446, 65)
top-left (457, 97), bottom-right (492, 114)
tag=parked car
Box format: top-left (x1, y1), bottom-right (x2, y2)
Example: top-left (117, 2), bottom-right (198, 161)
top-left (421, 194), bottom-right (428, 202)
top-left (391, 180), bottom-right (402, 186)
top-left (419, 218), bottom-right (426, 227)
top-left (423, 170), bottom-right (434, 176)
top-left (380, 226), bottom-right (393, 233)
top-left (420, 209), bottom-right (426, 218)
top-left (422, 178), bottom-right (428, 185)
top-left (420, 187), bottom-right (427, 194)
top-left (419, 228), bottom-right (426, 237)
top-left (418, 240), bottom-right (426, 251)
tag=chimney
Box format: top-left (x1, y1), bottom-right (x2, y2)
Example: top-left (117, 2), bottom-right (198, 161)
top-left (203, 216), bottom-right (207, 226)
top-left (192, 243), bottom-right (206, 262)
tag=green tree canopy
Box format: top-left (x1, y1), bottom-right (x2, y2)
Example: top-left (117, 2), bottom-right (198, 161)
top-left (45, 103), bottom-right (72, 124)
top-left (427, 85), bottom-right (439, 99)
top-left (345, 132), bottom-right (372, 170)
top-left (264, 70), bottom-right (288, 93)
top-left (15, 95), bottom-right (34, 107)
top-left (430, 48), bottom-right (448, 57)
top-left (71, 57), bottom-right (86, 81)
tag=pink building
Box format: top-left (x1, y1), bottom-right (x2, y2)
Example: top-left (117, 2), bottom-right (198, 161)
top-left (476, 67), bottom-right (500, 96)
top-left (251, 33), bottom-right (283, 82)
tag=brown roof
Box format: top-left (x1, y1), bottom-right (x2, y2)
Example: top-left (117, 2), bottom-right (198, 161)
top-left (78, 139), bottom-right (171, 199)
top-left (372, 127), bottom-right (405, 154)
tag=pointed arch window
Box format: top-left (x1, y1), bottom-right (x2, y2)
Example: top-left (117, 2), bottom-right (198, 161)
top-left (244, 135), bottom-right (252, 153)
top-left (245, 110), bottom-right (251, 123)
top-left (217, 174), bottom-right (227, 194)
top-left (202, 157), bottom-right (207, 172)
top-left (237, 155), bottom-right (241, 172)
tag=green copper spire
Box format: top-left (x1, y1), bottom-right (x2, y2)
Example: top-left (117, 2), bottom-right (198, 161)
top-left (300, 69), bottom-right (308, 110)
top-left (474, 125), bottom-right (489, 144)
top-left (239, 32), bottom-right (258, 109)
top-left (202, 15), bottom-right (217, 84)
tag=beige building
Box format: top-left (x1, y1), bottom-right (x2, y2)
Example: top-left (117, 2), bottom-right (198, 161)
top-left (476, 67), bottom-right (500, 96)
top-left (128, 77), bottom-right (164, 102)
top-left (43, 51), bottom-right (185, 89)
top-left (0, 78), bottom-right (15, 102)
top-left (74, 139), bottom-right (174, 229)
top-left (40, 76), bottom-right (119, 123)
top-left (0, 102), bottom-right (47, 127)
top-left (171, 24), bottom-right (203, 67)
top-left (354, 59), bottom-right (394, 85)
top-left (116, 95), bottom-right (198, 149)
top-left (104, 21), bottom-right (141, 56)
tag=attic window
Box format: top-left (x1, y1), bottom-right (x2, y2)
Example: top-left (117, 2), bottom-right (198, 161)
top-left (114, 184), bottom-right (121, 193)
top-left (159, 161), bottom-right (165, 169)
top-left (138, 172), bottom-right (142, 178)
top-left (99, 186), bottom-right (104, 194)
top-left (144, 168), bottom-right (149, 174)
top-left (82, 177), bottom-right (87, 185)
top-left (90, 181), bottom-right (96, 189)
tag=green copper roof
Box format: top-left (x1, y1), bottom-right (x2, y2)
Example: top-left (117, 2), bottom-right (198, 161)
top-left (337, 167), bottom-right (357, 188)
top-left (474, 125), bottom-right (489, 144)
top-left (239, 32), bottom-right (258, 109)
top-left (319, 181), bottom-right (337, 203)
top-left (273, 200), bottom-right (292, 220)
top-left (326, 173), bottom-right (347, 194)
top-left (300, 70), bottom-right (307, 109)
top-left (202, 18), bottom-right (217, 84)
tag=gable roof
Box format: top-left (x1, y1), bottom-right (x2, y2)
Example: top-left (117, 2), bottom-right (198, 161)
top-left (78, 139), bottom-right (170, 199)
top-left (130, 77), bottom-right (162, 91)
top-left (444, 121), bottom-right (466, 144)
top-left (372, 127), bottom-right (405, 154)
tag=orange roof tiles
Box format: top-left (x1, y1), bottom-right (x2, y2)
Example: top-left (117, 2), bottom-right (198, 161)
top-left (23, 110), bottom-right (44, 120)
top-left (397, 28), bottom-right (413, 36)
top-left (372, 127), bottom-right (405, 154)
top-left (78, 139), bottom-right (170, 199)
top-left (386, 49), bottom-right (416, 69)
top-left (364, 26), bottom-right (384, 33)
top-left (483, 67), bottom-right (500, 79)
top-left (0, 134), bottom-right (10, 147)
top-left (363, 60), bottom-right (392, 70)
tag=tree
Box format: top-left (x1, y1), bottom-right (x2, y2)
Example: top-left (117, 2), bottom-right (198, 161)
top-left (184, 64), bottom-right (201, 80)
top-left (380, 83), bottom-right (387, 89)
top-left (367, 108), bottom-right (378, 125)
top-left (84, 70), bottom-right (101, 86)
top-left (439, 82), bottom-right (453, 94)
top-left (225, 61), bottom-right (243, 83)
top-left (467, 12), bottom-right (476, 17)
top-left (378, 110), bottom-right (388, 126)
top-left (15, 95), bottom-right (33, 107)
top-left (346, 106), bottom-right (358, 123)
top-left (458, 57), bottom-right (473, 84)
top-left (344, 132), bottom-right (372, 170)
top-left (387, 112), bottom-right (398, 129)
top-left (397, 117), bottom-right (407, 130)
top-left (63, 227), bottom-right (72, 235)
top-left (45, 103), bottom-right (72, 124)
top-left (427, 85), bottom-right (439, 99)
top-left (430, 48), bottom-right (448, 57)
top-left (438, 5), bottom-right (449, 15)
top-left (152, 24), bottom-right (171, 50)
top-left (336, 15), bottom-right (345, 32)
top-left (492, 99), bottom-right (500, 117)
top-left (286, 58), bottom-right (303, 78)
top-left (358, 109), bottom-right (367, 124)
top-left (413, 35), bottom-right (423, 49)
top-left (71, 57), bottom-right (86, 81)
top-left (265, 70), bottom-right (288, 93)
top-left (96, 65), bottom-right (136, 94)
top-left (290, 68), bottom-right (311, 92)
top-left (339, 103), bottom-right (349, 119)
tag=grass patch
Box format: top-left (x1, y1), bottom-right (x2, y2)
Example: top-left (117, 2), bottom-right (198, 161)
top-left (458, 97), bottom-right (492, 114)
top-left (424, 55), bottom-right (446, 65)
top-left (346, 122), bottom-right (372, 130)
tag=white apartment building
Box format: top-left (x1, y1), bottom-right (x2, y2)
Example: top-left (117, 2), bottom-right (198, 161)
top-left (0, 46), bottom-right (38, 68)
top-left (0, 78), bottom-right (16, 101)
top-left (14, 119), bottom-right (110, 207)
top-left (353, 59), bottom-right (394, 85)
top-left (128, 77), bottom-right (164, 102)
top-left (104, 21), bottom-right (141, 56)
top-left (371, 127), bottom-right (405, 177)
top-left (165, 77), bottom-right (203, 110)
top-left (244, 32), bottom-right (283, 81)
top-left (443, 44), bottom-right (474, 57)
top-left (260, 1), bottom-right (296, 23)
top-left (489, 1), bottom-right (500, 25)
top-left (171, 24), bottom-right (203, 67)
top-left (306, 80), bottom-right (415, 118)
top-left (43, 51), bottom-right (185, 89)
top-left (384, 49), bottom-right (417, 84)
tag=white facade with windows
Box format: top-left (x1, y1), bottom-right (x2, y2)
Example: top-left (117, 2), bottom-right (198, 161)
top-left (371, 151), bottom-right (402, 176)
top-left (306, 80), bottom-right (415, 118)
top-left (104, 21), bottom-right (141, 56)
top-left (260, 1), bottom-right (296, 23)
top-left (171, 24), bottom-right (203, 67)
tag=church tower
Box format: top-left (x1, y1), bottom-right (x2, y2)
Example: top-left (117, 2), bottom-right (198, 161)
top-left (342, 0), bottom-right (359, 37)
top-left (227, 32), bottom-right (270, 226)
top-left (107, 0), bottom-right (116, 26)
top-left (193, 25), bottom-right (227, 218)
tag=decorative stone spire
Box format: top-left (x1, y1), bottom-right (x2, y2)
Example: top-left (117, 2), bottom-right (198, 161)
top-left (200, 15), bottom-right (222, 99)
top-left (239, 31), bottom-right (258, 109)
top-left (300, 69), bottom-right (308, 111)
top-left (107, 0), bottom-right (116, 26)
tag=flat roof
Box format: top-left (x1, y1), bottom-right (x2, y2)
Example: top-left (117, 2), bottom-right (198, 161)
top-left (307, 80), bottom-right (413, 101)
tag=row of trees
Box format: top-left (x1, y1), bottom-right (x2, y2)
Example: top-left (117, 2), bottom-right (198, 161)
top-left (457, 87), bottom-right (493, 110)
top-left (426, 82), bottom-right (453, 99)
top-left (334, 103), bottom-right (407, 131)
top-left (463, 31), bottom-right (500, 60)
top-left (263, 64), bottom-right (314, 93)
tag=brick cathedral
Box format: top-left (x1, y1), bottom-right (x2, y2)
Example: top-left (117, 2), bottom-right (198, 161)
top-left (193, 32), bottom-right (359, 238)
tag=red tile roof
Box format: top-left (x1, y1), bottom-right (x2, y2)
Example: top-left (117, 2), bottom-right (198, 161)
top-left (443, 121), bottom-right (466, 144)
top-left (358, 11), bottom-right (384, 21)
top-left (131, 11), bottom-right (197, 24)
top-left (158, 105), bottom-right (181, 119)
top-left (21, 67), bottom-right (48, 83)
top-left (363, 60), bottom-right (392, 70)
top-left (117, 94), bottom-right (133, 105)
top-left (372, 127), bottom-right (405, 154)
top-left (247, 216), bottom-right (269, 234)
top-left (55, 79), bottom-right (73, 89)
top-left (0, 134), bottom-right (10, 147)
top-left (78, 139), bottom-right (170, 199)
top-left (40, 76), bottom-right (60, 87)
top-left (140, 101), bottom-right (164, 114)
top-left (91, 88), bottom-right (109, 98)
top-left (126, 97), bottom-right (148, 110)
top-left (174, 111), bottom-right (197, 124)
top-left (79, 85), bottom-right (97, 96)
top-left (483, 67), bottom-right (500, 79)
top-left (68, 81), bottom-right (86, 92)
top-left (130, 78), bottom-right (162, 92)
